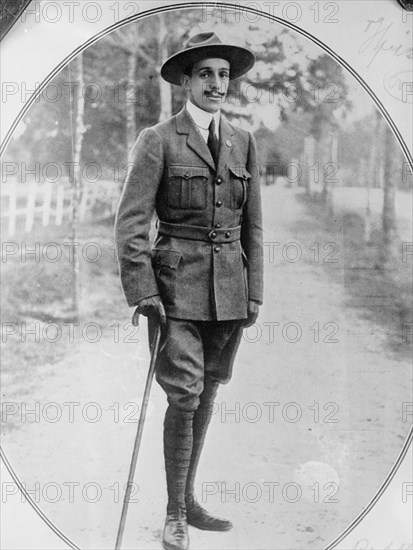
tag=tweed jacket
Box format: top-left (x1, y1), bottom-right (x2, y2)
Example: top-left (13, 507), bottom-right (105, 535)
top-left (115, 106), bottom-right (263, 321)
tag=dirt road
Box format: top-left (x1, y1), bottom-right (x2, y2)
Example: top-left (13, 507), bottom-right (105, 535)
top-left (2, 185), bottom-right (412, 549)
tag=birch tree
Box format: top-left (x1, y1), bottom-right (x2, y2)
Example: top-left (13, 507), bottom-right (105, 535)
top-left (158, 15), bottom-right (172, 121)
top-left (68, 53), bottom-right (86, 317)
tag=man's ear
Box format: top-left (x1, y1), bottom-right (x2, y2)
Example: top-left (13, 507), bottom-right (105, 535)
top-left (181, 74), bottom-right (190, 91)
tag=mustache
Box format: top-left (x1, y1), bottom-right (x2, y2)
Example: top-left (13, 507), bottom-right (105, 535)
top-left (204, 89), bottom-right (226, 96)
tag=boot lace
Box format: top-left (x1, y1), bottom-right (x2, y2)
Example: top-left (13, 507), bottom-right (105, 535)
top-left (168, 505), bottom-right (187, 538)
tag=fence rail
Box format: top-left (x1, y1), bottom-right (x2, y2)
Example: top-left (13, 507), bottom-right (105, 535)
top-left (1, 179), bottom-right (120, 236)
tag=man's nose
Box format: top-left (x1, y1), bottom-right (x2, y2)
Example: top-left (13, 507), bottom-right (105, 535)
top-left (209, 72), bottom-right (220, 87)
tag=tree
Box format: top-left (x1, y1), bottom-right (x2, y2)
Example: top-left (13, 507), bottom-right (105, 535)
top-left (365, 110), bottom-right (383, 240)
top-left (3, 10), bottom-right (353, 203)
top-left (381, 123), bottom-right (399, 268)
top-left (68, 53), bottom-right (86, 317)
top-left (158, 16), bottom-right (172, 122)
top-left (302, 54), bottom-right (351, 200)
top-left (103, 19), bottom-right (167, 154)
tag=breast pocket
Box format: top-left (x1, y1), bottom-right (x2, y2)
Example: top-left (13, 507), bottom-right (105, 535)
top-left (228, 165), bottom-right (251, 210)
top-left (167, 165), bottom-right (209, 210)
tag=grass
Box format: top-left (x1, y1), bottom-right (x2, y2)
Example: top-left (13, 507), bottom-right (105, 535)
top-left (1, 217), bottom-right (128, 403)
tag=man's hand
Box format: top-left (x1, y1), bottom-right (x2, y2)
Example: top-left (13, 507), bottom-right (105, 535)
top-left (132, 295), bottom-right (166, 328)
top-left (243, 300), bottom-right (259, 328)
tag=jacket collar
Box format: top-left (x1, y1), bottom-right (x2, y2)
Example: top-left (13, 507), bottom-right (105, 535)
top-left (176, 107), bottom-right (235, 172)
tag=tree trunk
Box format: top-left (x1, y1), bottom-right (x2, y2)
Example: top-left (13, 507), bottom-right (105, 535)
top-left (70, 53), bottom-right (86, 318)
top-left (158, 16), bottom-right (172, 122)
top-left (365, 112), bottom-right (382, 241)
top-left (304, 136), bottom-right (315, 195)
top-left (381, 123), bottom-right (398, 268)
top-left (126, 30), bottom-right (139, 156)
top-left (322, 124), bottom-right (338, 213)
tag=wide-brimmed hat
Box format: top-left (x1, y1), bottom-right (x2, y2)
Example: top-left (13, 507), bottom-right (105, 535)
top-left (161, 32), bottom-right (255, 86)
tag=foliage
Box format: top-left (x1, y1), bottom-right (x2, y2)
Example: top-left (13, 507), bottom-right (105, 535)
top-left (3, 10), bottom-right (352, 182)
top-left (304, 54), bottom-right (352, 139)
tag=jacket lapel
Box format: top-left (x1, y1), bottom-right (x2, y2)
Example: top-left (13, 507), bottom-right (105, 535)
top-left (176, 108), bottom-right (215, 171)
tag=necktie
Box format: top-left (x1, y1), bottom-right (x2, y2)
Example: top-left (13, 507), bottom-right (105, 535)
top-left (207, 118), bottom-right (219, 166)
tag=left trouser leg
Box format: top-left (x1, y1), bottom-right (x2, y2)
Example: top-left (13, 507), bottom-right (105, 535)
top-left (185, 321), bottom-right (242, 531)
top-left (185, 377), bottom-right (233, 531)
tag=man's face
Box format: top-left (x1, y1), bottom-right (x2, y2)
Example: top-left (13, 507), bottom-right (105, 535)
top-left (182, 57), bottom-right (230, 113)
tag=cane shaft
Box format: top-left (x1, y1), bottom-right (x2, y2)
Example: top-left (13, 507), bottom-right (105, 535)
top-left (115, 324), bottom-right (161, 550)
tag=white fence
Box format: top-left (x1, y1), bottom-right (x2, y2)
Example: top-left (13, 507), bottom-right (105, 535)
top-left (1, 179), bottom-right (120, 236)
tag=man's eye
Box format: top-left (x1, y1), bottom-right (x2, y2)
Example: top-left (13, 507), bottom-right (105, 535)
top-left (200, 72), bottom-right (210, 78)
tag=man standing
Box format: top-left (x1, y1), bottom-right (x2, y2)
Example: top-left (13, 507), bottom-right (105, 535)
top-left (115, 32), bottom-right (263, 550)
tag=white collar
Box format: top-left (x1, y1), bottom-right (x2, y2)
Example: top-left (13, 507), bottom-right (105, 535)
top-left (186, 99), bottom-right (220, 135)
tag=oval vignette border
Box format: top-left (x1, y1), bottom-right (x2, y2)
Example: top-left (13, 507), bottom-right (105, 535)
top-left (1, 3), bottom-right (412, 550)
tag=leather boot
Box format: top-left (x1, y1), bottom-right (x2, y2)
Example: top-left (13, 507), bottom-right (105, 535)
top-left (162, 505), bottom-right (188, 550)
top-left (163, 405), bottom-right (193, 550)
top-left (185, 378), bottom-right (233, 532)
top-left (186, 493), bottom-right (232, 531)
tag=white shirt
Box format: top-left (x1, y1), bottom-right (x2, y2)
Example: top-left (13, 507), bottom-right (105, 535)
top-left (186, 99), bottom-right (220, 143)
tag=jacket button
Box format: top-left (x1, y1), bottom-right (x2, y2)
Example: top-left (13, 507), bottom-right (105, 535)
top-left (214, 246), bottom-right (221, 253)
top-left (211, 231), bottom-right (217, 239)
top-left (216, 200), bottom-right (222, 207)
top-left (184, 172), bottom-right (190, 178)
top-left (215, 223), bottom-right (221, 228)
top-left (216, 177), bottom-right (222, 185)
top-left (225, 231), bottom-right (231, 238)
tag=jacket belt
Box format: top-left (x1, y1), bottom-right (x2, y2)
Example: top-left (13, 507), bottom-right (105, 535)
top-left (158, 221), bottom-right (241, 243)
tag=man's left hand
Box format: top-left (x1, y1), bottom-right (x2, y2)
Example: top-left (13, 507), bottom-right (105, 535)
top-left (243, 300), bottom-right (259, 328)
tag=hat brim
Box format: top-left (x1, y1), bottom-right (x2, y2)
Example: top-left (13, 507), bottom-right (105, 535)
top-left (161, 44), bottom-right (255, 86)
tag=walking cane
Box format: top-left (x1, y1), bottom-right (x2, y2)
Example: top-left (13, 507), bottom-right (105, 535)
top-left (115, 321), bottom-right (162, 550)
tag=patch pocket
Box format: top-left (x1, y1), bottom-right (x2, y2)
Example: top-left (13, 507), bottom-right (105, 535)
top-left (151, 248), bottom-right (182, 306)
top-left (229, 165), bottom-right (251, 210)
top-left (151, 248), bottom-right (182, 270)
top-left (167, 165), bottom-right (208, 210)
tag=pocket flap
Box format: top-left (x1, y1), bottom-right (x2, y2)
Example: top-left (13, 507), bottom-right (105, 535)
top-left (168, 165), bottom-right (208, 179)
top-left (151, 248), bottom-right (182, 269)
top-left (229, 165), bottom-right (251, 179)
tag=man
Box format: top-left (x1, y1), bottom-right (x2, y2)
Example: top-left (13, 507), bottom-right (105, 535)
top-left (115, 32), bottom-right (263, 550)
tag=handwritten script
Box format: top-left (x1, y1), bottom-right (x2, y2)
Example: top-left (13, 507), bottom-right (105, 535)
top-left (359, 18), bottom-right (413, 68)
